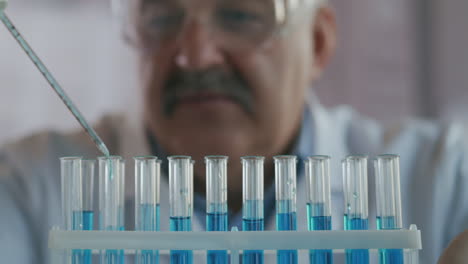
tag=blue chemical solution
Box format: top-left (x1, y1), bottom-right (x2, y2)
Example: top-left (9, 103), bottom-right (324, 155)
top-left (377, 216), bottom-right (404, 264)
top-left (307, 203), bottom-right (333, 264)
top-left (136, 204), bottom-right (160, 264)
top-left (206, 212), bottom-right (228, 264)
top-left (102, 226), bottom-right (125, 264)
top-left (276, 210), bottom-right (298, 264)
top-left (242, 218), bottom-right (264, 264)
top-left (170, 217), bottom-right (193, 264)
top-left (242, 200), bottom-right (264, 264)
top-left (344, 215), bottom-right (369, 264)
top-left (72, 211), bottom-right (94, 264)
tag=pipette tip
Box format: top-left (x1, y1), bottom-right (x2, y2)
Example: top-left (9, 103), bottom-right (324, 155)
top-left (98, 142), bottom-right (110, 157)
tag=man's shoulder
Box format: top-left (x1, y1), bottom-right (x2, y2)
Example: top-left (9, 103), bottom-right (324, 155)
top-left (381, 118), bottom-right (467, 151)
top-left (319, 104), bottom-right (467, 155)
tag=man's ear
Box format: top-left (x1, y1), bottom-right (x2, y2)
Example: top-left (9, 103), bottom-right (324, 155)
top-left (310, 5), bottom-right (337, 80)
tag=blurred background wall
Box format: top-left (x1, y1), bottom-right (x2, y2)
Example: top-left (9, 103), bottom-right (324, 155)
top-left (0, 0), bottom-right (467, 144)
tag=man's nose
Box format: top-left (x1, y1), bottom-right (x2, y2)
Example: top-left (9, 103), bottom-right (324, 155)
top-left (175, 20), bottom-right (226, 70)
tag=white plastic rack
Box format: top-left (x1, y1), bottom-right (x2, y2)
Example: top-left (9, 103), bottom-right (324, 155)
top-left (49, 225), bottom-right (422, 264)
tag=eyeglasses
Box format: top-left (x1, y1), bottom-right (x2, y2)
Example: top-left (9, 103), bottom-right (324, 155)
top-left (126, 0), bottom-right (317, 52)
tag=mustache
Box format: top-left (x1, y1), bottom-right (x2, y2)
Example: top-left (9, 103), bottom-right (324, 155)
top-left (162, 68), bottom-right (254, 117)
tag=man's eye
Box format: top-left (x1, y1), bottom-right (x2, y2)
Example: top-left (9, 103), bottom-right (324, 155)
top-left (148, 12), bottom-right (183, 28)
top-left (218, 8), bottom-right (261, 25)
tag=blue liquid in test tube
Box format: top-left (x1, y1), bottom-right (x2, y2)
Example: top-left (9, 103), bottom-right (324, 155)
top-left (375, 155), bottom-right (405, 264)
top-left (307, 203), bottom-right (333, 263)
top-left (276, 205), bottom-right (297, 264)
top-left (344, 215), bottom-right (369, 264)
top-left (376, 217), bottom-right (404, 264)
top-left (170, 217), bottom-right (193, 263)
top-left (139, 205), bottom-right (160, 263)
top-left (205, 156), bottom-right (229, 264)
top-left (342, 156), bottom-right (370, 264)
top-left (72, 210), bottom-right (94, 264)
top-left (242, 200), bottom-right (265, 264)
top-left (169, 156), bottom-right (194, 264)
top-left (207, 211), bottom-right (228, 263)
top-left (135, 157), bottom-right (161, 264)
top-left (306, 156), bottom-right (334, 264)
top-left (275, 156), bottom-right (298, 264)
top-left (242, 156), bottom-right (265, 264)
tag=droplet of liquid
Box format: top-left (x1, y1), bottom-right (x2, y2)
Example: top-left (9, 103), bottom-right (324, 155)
top-left (353, 192), bottom-right (359, 199)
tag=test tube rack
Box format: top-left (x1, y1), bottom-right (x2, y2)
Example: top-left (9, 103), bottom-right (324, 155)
top-left (49, 224), bottom-right (421, 264)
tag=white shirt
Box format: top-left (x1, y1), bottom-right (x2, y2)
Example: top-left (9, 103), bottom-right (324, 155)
top-left (0, 97), bottom-right (467, 263)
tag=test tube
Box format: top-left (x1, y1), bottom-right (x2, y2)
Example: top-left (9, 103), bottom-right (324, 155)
top-left (99, 156), bottom-right (125, 264)
top-left (374, 155), bottom-right (404, 264)
top-left (306, 156), bottom-right (333, 264)
top-left (61, 157), bottom-right (95, 264)
top-left (274, 155), bottom-right (298, 264)
top-left (81, 159), bottom-right (96, 264)
top-left (169, 156), bottom-right (194, 264)
top-left (342, 156), bottom-right (369, 264)
top-left (61, 157), bottom-right (82, 264)
top-left (61, 157), bottom-right (82, 230)
top-left (242, 156), bottom-right (265, 264)
top-left (205, 156), bottom-right (229, 264)
top-left (135, 156), bottom-right (160, 264)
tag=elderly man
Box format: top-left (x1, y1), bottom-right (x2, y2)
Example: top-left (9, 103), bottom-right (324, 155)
top-left (0, 0), bottom-right (467, 263)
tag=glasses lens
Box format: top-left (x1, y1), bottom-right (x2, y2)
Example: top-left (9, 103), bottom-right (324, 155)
top-left (134, 0), bottom-right (279, 52)
top-left (213, 0), bottom-right (277, 50)
top-left (137, 0), bottom-right (184, 44)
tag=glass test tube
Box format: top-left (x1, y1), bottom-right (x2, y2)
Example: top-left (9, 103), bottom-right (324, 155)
top-left (342, 156), bottom-right (369, 264)
top-left (274, 155), bottom-right (298, 264)
top-left (135, 156), bottom-right (161, 264)
top-left (205, 156), bottom-right (229, 264)
top-left (374, 155), bottom-right (404, 264)
top-left (61, 157), bottom-right (82, 231)
top-left (99, 156), bottom-right (125, 264)
top-left (306, 156), bottom-right (333, 264)
top-left (81, 160), bottom-right (96, 264)
top-left (242, 156), bottom-right (265, 264)
top-left (61, 157), bottom-right (95, 264)
top-left (61, 157), bottom-right (82, 264)
top-left (169, 156), bottom-right (194, 264)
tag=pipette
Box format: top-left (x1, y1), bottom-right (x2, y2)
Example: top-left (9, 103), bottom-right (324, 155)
top-left (0, 1), bottom-right (109, 157)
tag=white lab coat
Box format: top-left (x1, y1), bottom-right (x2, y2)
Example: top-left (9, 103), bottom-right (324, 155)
top-left (0, 97), bottom-right (467, 264)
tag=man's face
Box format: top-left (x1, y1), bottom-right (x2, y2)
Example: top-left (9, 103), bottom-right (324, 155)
top-left (134, 0), bottom-right (323, 183)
